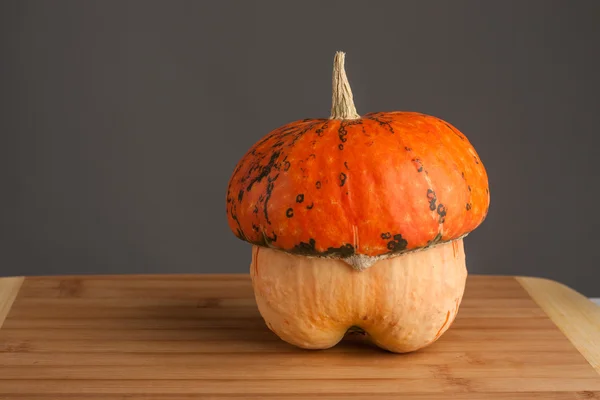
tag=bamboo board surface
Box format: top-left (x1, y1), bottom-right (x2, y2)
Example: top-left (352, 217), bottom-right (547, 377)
top-left (0, 274), bottom-right (599, 399)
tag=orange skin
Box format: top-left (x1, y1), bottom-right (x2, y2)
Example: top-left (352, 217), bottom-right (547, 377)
top-left (226, 111), bottom-right (489, 259)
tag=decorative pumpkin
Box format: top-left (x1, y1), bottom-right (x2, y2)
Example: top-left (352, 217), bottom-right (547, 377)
top-left (226, 52), bottom-right (490, 353)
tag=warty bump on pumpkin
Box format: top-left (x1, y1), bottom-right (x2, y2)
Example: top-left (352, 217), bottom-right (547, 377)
top-left (226, 52), bottom-right (490, 271)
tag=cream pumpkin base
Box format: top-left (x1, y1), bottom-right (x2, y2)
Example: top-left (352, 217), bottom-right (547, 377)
top-left (250, 239), bottom-right (467, 353)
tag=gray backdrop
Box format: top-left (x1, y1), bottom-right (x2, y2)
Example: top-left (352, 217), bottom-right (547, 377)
top-left (1, 1), bottom-right (599, 296)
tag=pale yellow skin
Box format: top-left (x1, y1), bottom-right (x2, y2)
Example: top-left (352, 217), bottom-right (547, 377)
top-left (250, 239), bottom-right (467, 353)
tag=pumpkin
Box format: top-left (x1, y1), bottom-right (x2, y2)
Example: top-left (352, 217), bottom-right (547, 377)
top-left (226, 52), bottom-right (490, 353)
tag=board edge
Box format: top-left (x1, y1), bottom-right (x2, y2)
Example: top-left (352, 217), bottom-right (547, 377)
top-left (517, 276), bottom-right (600, 375)
top-left (0, 276), bottom-right (25, 330)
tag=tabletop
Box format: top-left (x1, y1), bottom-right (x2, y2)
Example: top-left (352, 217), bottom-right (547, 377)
top-left (0, 274), bottom-right (599, 399)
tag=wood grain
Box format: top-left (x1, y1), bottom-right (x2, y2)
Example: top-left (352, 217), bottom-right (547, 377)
top-left (518, 276), bottom-right (600, 374)
top-left (0, 395), bottom-right (596, 400)
top-left (0, 274), bottom-right (598, 399)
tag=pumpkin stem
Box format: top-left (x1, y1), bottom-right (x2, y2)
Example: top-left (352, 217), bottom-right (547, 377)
top-left (330, 51), bottom-right (360, 120)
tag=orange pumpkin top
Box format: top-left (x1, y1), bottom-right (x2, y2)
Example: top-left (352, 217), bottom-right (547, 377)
top-left (226, 52), bottom-right (489, 268)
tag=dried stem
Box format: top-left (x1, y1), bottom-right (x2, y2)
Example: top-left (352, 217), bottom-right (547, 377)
top-left (329, 51), bottom-right (360, 120)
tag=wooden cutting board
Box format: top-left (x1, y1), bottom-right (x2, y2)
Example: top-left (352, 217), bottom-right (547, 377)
top-left (0, 274), bottom-right (599, 399)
